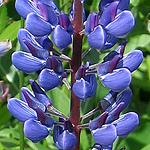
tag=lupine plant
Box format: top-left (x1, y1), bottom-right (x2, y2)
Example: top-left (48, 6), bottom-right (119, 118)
top-left (7, 0), bottom-right (144, 149)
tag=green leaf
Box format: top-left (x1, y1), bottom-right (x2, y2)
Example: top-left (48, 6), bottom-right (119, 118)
top-left (80, 130), bottom-right (90, 150)
top-left (126, 34), bottom-right (150, 53)
top-left (141, 144), bottom-right (150, 150)
top-left (0, 4), bottom-right (7, 34)
top-left (0, 137), bottom-right (19, 149)
top-left (0, 105), bottom-right (12, 126)
top-left (0, 20), bottom-right (20, 41)
top-left (48, 87), bottom-right (70, 117)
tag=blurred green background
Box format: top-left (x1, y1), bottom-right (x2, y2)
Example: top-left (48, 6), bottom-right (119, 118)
top-left (0, 0), bottom-right (150, 149)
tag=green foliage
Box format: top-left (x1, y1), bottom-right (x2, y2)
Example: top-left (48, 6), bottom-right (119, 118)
top-left (0, 0), bottom-right (150, 149)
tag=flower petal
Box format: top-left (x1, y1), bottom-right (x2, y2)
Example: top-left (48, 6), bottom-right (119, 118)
top-left (102, 34), bottom-right (118, 50)
top-left (29, 79), bottom-right (52, 107)
top-left (116, 50), bottom-right (144, 72)
top-left (106, 11), bottom-right (135, 38)
top-left (38, 68), bottom-right (61, 91)
top-left (15, 0), bottom-right (40, 19)
top-left (12, 51), bottom-right (46, 73)
top-left (117, 0), bottom-right (130, 13)
top-left (24, 119), bottom-right (49, 143)
top-left (21, 87), bottom-right (46, 112)
top-left (107, 88), bottom-right (132, 112)
top-left (89, 112), bottom-right (108, 131)
top-left (37, 2), bottom-right (58, 26)
top-left (18, 29), bottom-right (49, 60)
top-left (0, 40), bottom-right (12, 56)
top-left (85, 12), bottom-right (99, 35)
top-left (52, 25), bottom-right (72, 49)
top-left (88, 25), bottom-right (106, 50)
top-left (112, 112), bottom-right (139, 137)
top-left (57, 130), bottom-right (77, 150)
top-left (92, 124), bottom-right (117, 146)
top-left (7, 98), bottom-right (37, 123)
top-left (100, 68), bottom-right (132, 92)
top-left (59, 13), bottom-right (74, 35)
top-left (26, 13), bottom-right (52, 36)
top-left (99, 1), bottom-right (119, 27)
top-left (73, 75), bottom-right (97, 100)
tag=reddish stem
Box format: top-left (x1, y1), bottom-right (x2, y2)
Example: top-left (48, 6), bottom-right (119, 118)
top-left (69, 0), bottom-right (83, 150)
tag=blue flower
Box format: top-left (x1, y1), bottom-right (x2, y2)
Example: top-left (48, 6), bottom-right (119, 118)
top-left (89, 109), bottom-right (139, 147)
top-left (85, 0), bottom-right (135, 50)
top-left (38, 56), bottom-right (65, 91)
top-left (7, 84), bottom-right (54, 142)
top-left (16, 0), bottom-right (73, 49)
top-left (73, 62), bottom-right (97, 100)
top-left (97, 41), bottom-right (143, 91)
top-left (53, 119), bottom-right (77, 150)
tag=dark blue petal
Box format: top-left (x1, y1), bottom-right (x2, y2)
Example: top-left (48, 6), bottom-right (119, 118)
top-left (88, 25), bottom-right (107, 50)
top-left (106, 102), bottom-right (124, 124)
top-left (117, 0), bottom-right (130, 14)
top-left (52, 25), bottom-right (72, 49)
top-left (116, 50), bottom-right (144, 72)
top-left (35, 108), bottom-right (54, 128)
top-left (85, 12), bottom-right (99, 35)
top-left (57, 130), bottom-right (77, 150)
top-left (26, 13), bottom-right (52, 36)
top-left (73, 74), bottom-right (97, 100)
top-left (102, 34), bottom-right (118, 50)
top-left (92, 124), bottom-right (117, 146)
top-left (53, 120), bottom-right (64, 147)
top-left (15, 0), bottom-right (40, 19)
top-left (18, 29), bottom-right (49, 59)
top-left (112, 112), bottom-right (139, 137)
top-left (24, 119), bottom-right (50, 143)
top-left (97, 55), bottom-right (121, 76)
top-left (7, 98), bottom-right (37, 123)
top-left (99, 1), bottom-right (119, 27)
top-left (97, 61), bottom-right (110, 76)
top-left (0, 40), bottom-right (12, 56)
top-left (12, 51), bottom-right (46, 73)
top-left (100, 91), bottom-right (117, 111)
top-left (17, 28), bottom-right (37, 53)
top-left (38, 68), bottom-right (61, 91)
top-left (21, 87), bottom-right (46, 112)
top-left (107, 88), bottom-right (132, 112)
top-left (38, 0), bottom-right (60, 14)
top-left (99, 0), bottom-right (114, 12)
top-left (89, 112), bottom-right (108, 131)
top-left (36, 36), bottom-right (53, 50)
top-left (37, 2), bottom-right (58, 26)
top-left (106, 11), bottom-right (135, 38)
top-left (100, 68), bottom-right (132, 92)
top-left (46, 56), bottom-right (64, 74)
top-left (59, 13), bottom-right (74, 35)
top-left (29, 79), bottom-right (52, 107)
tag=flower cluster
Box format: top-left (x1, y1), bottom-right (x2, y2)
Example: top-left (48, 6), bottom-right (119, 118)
top-left (7, 0), bottom-right (144, 149)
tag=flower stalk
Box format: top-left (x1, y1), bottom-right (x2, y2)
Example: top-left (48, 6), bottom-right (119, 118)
top-left (70, 0), bottom-right (83, 149)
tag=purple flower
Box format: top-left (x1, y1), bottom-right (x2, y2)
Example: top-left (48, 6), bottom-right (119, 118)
top-left (38, 56), bottom-right (65, 91)
top-left (7, 83), bottom-right (54, 142)
top-left (16, 0), bottom-right (73, 49)
top-left (73, 62), bottom-right (97, 100)
top-left (85, 0), bottom-right (135, 50)
top-left (89, 109), bottom-right (139, 147)
top-left (97, 41), bottom-right (143, 91)
top-left (53, 119), bottom-right (77, 150)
